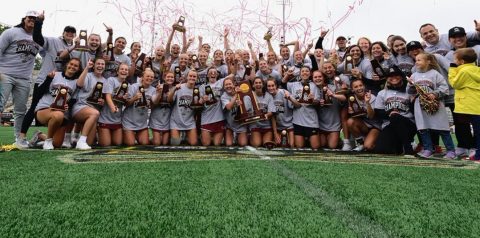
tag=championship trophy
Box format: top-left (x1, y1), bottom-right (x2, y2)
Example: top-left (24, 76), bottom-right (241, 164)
top-left (135, 53), bottom-right (147, 71)
top-left (322, 85), bottom-right (333, 106)
top-left (158, 84), bottom-right (171, 106)
top-left (370, 59), bottom-right (386, 78)
top-left (298, 83), bottom-right (313, 104)
top-left (343, 55), bottom-right (354, 75)
top-left (191, 55), bottom-right (200, 70)
top-left (86, 82), bottom-right (104, 106)
top-left (281, 64), bottom-right (289, 77)
top-left (190, 87), bottom-right (203, 109)
top-left (174, 66), bottom-right (182, 84)
top-left (348, 95), bottom-right (367, 118)
top-left (334, 77), bottom-right (349, 94)
top-left (234, 81), bottom-right (266, 125)
top-left (279, 129), bottom-right (289, 147)
top-left (173, 16), bottom-right (186, 33)
top-left (50, 86), bottom-right (69, 111)
top-left (204, 85), bottom-right (217, 105)
top-left (75, 30), bottom-right (89, 51)
top-left (243, 64), bottom-right (252, 80)
top-left (263, 27), bottom-right (273, 41)
top-left (113, 82), bottom-right (129, 104)
top-left (106, 42), bottom-right (115, 62)
top-left (136, 86), bottom-right (148, 108)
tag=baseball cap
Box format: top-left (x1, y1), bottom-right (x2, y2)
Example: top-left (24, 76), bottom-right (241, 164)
top-left (25, 10), bottom-right (38, 18)
top-left (63, 26), bottom-right (77, 33)
top-left (385, 65), bottom-right (405, 78)
top-left (336, 36), bottom-right (347, 41)
top-left (406, 41), bottom-right (423, 52)
top-left (448, 27), bottom-right (466, 38)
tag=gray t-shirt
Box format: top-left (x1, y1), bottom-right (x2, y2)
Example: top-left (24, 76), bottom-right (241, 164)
top-left (249, 92), bottom-right (276, 129)
top-left (221, 92), bottom-right (247, 133)
top-left (408, 69), bottom-right (450, 131)
top-left (0, 27), bottom-right (40, 80)
top-left (317, 83), bottom-right (342, 132)
top-left (256, 69), bottom-right (282, 86)
top-left (216, 64), bottom-right (228, 78)
top-left (36, 37), bottom-right (71, 85)
top-left (287, 81), bottom-right (320, 128)
top-left (98, 77), bottom-right (125, 124)
top-left (374, 87), bottom-right (414, 129)
top-left (200, 79), bottom-right (225, 125)
top-left (35, 72), bottom-right (77, 113)
top-left (70, 50), bottom-right (97, 69)
top-left (72, 72), bottom-right (106, 116)
top-left (337, 57), bottom-right (374, 79)
top-left (170, 84), bottom-right (196, 130)
top-left (103, 53), bottom-right (132, 79)
top-left (424, 32), bottom-right (480, 56)
top-left (122, 83), bottom-right (155, 130)
top-left (149, 98), bottom-right (172, 131)
top-left (270, 89), bottom-right (293, 130)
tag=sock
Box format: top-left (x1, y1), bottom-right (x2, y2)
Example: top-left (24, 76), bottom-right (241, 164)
top-left (78, 135), bottom-right (87, 144)
top-left (343, 139), bottom-right (351, 145)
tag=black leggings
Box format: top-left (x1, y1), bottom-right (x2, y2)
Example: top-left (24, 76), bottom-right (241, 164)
top-left (449, 104), bottom-right (474, 149)
top-left (20, 77), bottom-right (53, 134)
top-left (374, 115), bottom-right (417, 155)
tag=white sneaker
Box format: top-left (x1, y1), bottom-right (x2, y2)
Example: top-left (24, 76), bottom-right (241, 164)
top-left (342, 141), bottom-right (352, 151)
top-left (353, 145), bottom-right (364, 152)
top-left (62, 140), bottom-right (72, 148)
top-left (29, 130), bottom-right (43, 147)
top-left (15, 138), bottom-right (30, 149)
top-left (75, 141), bottom-right (91, 150)
top-left (43, 139), bottom-right (54, 150)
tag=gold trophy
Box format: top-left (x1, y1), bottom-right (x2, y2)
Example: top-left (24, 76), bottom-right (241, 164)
top-left (334, 76), bottom-right (349, 94)
top-left (263, 27), bottom-right (273, 41)
top-left (348, 95), bottom-right (367, 118)
top-left (322, 85), bottom-right (333, 106)
top-left (113, 82), bottom-right (129, 104)
top-left (234, 81), bottom-right (265, 125)
top-left (204, 85), bottom-right (217, 105)
top-left (75, 30), bottom-right (89, 51)
top-left (50, 86), bottom-right (68, 111)
top-left (174, 66), bottom-right (182, 84)
top-left (173, 16), bottom-right (186, 33)
top-left (86, 82), bottom-right (104, 106)
top-left (136, 86), bottom-right (148, 108)
top-left (190, 87), bottom-right (203, 110)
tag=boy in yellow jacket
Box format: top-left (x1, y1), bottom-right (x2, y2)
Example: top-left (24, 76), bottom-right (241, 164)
top-left (449, 48), bottom-right (480, 160)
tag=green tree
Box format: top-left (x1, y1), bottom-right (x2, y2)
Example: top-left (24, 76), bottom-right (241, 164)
top-left (0, 23), bottom-right (10, 35)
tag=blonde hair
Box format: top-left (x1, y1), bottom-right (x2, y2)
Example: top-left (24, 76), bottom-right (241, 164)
top-left (417, 53), bottom-right (441, 72)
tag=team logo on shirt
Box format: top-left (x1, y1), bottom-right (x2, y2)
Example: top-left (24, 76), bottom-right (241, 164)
top-left (274, 100), bottom-right (285, 113)
top-left (415, 80), bottom-right (434, 93)
top-left (384, 96), bottom-right (410, 113)
top-left (15, 39), bottom-right (40, 63)
top-left (178, 95), bottom-right (193, 108)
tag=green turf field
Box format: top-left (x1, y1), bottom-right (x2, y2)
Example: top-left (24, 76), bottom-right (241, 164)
top-left (1, 126), bottom-right (479, 237)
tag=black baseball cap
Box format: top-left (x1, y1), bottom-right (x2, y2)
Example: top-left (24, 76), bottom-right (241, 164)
top-left (406, 41), bottom-right (423, 52)
top-left (63, 26), bottom-right (76, 33)
top-left (385, 65), bottom-right (405, 78)
top-left (448, 26), bottom-right (466, 38)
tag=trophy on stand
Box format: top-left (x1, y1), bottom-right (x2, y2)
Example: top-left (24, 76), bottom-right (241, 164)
top-left (204, 85), bottom-right (217, 105)
top-left (113, 82), bottom-right (129, 105)
top-left (86, 82), bottom-right (104, 106)
top-left (136, 86), bottom-right (148, 108)
top-left (190, 87), bottom-right (203, 110)
top-left (298, 83), bottom-right (313, 104)
top-left (279, 129), bottom-right (289, 147)
top-left (234, 81), bottom-right (265, 125)
top-left (348, 95), bottom-right (367, 118)
top-left (243, 64), bottom-right (252, 80)
top-left (158, 84), bottom-right (171, 106)
top-left (135, 53), bottom-right (147, 71)
top-left (173, 16), bottom-right (186, 33)
top-left (75, 30), bottom-right (89, 51)
top-left (191, 55), bottom-right (200, 70)
top-left (263, 27), bottom-right (273, 41)
top-left (50, 86), bottom-right (69, 111)
top-left (174, 66), bottom-right (182, 84)
top-left (334, 77), bottom-right (349, 94)
top-left (343, 55), bottom-right (354, 76)
top-left (106, 42), bottom-right (115, 62)
top-left (322, 85), bottom-right (333, 106)
top-left (370, 59), bottom-right (386, 78)
top-left (281, 64), bottom-right (288, 77)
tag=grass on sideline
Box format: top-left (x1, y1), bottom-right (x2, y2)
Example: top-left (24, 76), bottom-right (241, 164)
top-left (1, 126), bottom-right (479, 237)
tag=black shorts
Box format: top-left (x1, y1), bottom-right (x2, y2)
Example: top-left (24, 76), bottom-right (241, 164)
top-left (293, 124), bottom-right (319, 137)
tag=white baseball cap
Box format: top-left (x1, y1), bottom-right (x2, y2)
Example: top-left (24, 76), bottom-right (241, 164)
top-left (25, 10), bottom-right (39, 18)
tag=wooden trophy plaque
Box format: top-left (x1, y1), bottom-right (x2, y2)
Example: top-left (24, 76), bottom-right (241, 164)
top-left (174, 16), bottom-right (186, 32)
top-left (135, 53), bottom-right (146, 71)
top-left (113, 82), bottom-right (129, 105)
top-left (204, 85), bottom-right (217, 105)
top-left (50, 86), bottom-right (68, 111)
top-left (136, 86), bottom-right (148, 108)
top-left (234, 81), bottom-right (265, 125)
top-left (334, 76), bottom-right (349, 95)
top-left (343, 55), bottom-right (354, 76)
top-left (76, 30), bottom-right (89, 51)
top-left (190, 87), bottom-right (203, 110)
top-left (279, 129), bottom-right (289, 147)
top-left (298, 83), bottom-right (313, 104)
top-left (348, 95), bottom-right (367, 118)
top-left (86, 82), bottom-right (104, 106)
top-left (106, 43), bottom-right (115, 62)
top-left (322, 85), bottom-right (333, 106)
top-left (370, 59), bottom-right (386, 78)
top-left (174, 66), bottom-right (182, 84)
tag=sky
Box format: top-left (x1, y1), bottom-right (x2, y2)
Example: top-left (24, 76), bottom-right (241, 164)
top-left (1, 0), bottom-right (479, 55)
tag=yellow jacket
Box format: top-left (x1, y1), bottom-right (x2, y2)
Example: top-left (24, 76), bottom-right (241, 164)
top-left (448, 63), bottom-right (480, 115)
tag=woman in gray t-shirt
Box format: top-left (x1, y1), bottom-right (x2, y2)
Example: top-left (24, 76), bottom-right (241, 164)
top-left (34, 58), bottom-right (82, 150)
top-left (150, 71), bottom-right (175, 145)
top-left (221, 77), bottom-right (248, 146)
top-left (250, 77), bottom-right (277, 148)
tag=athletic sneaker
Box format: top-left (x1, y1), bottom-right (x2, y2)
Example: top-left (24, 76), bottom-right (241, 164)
top-left (62, 140), bottom-right (72, 148)
top-left (75, 141), bottom-right (91, 150)
top-left (353, 145), bottom-right (364, 152)
top-left (15, 138), bottom-right (30, 149)
top-left (43, 139), bottom-right (54, 150)
top-left (455, 147), bottom-right (468, 158)
top-left (417, 150), bottom-right (433, 159)
top-left (29, 130), bottom-right (43, 147)
top-left (341, 140), bottom-right (352, 151)
top-left (443, 151), bottom-right (456, 160)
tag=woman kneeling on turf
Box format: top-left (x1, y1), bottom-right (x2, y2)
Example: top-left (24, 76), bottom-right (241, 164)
top-left (34, 58), bottom-right (82, 150)
top-left (149, 71), bottom-right (175, 146)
